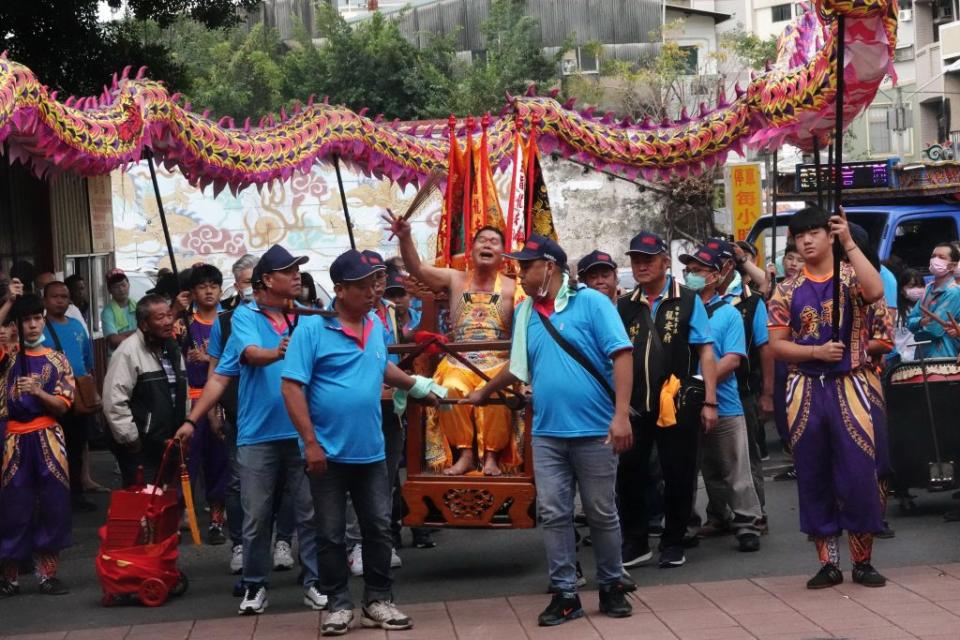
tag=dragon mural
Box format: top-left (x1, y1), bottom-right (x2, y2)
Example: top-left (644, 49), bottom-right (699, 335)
top-left (0, 0), bottom-right (897, 192)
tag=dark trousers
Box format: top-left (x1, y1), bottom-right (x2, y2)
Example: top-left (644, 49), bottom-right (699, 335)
top-left (60, 413), bottom-right (87, 496)
top-left (617, 415), bottom-right (699, 550)
top-left (741, 393), bottom-right (766, 511)
top-left (310, 460), bottom-right (393, 612)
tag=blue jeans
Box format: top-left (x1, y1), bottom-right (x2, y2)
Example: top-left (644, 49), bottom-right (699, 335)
top-left (309, 460), bottom-right (393, 612)
top-left (533, 435), bottom-right (622, 592)
top-left (236, 439), bottom-right (318, 587)
top-left (224, 422), bottom-right (242, 546)
top-left (345, 409), bottom-right (403, 548)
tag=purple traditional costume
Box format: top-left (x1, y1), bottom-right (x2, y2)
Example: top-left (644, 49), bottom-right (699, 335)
top-left (768, 263), bottom-right (883, 566)
top-left (180, 312), bottom-right (228, 527)
top-left (0, 346), bottom-right (75, 581)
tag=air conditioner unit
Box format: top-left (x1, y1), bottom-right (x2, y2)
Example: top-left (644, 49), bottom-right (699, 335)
top-left (900, 8), bottom-right (913, 21)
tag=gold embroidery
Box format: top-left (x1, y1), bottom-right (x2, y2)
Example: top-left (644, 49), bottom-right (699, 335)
top-left (834, 376), bottom-right (875, 458)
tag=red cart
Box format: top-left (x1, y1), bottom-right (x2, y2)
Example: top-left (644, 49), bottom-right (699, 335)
top-left (95, 441), bottom-right (189, 607)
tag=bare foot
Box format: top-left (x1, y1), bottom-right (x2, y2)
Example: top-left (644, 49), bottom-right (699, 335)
top-left (443, 450), bottom-right (476, 475)
top-left (483, 451), bottom-right (502, 476)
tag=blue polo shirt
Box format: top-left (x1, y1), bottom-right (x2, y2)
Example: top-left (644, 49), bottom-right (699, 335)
top-left (101, 299), bottom-right (137, 337)
top-left (215, 301), bottom-right (299, 446)
top-left (702, 296), bottom-right (747, 416)
top-left (207, 312), bottom-right (225, 360)
top-left (881, 265), bottom-right (897, 310)
top-left (43, 317), bottom-right (93, 377)
top-left (751, 298), bottom-right (769, 347)
top-left (525, 287), bottom-right (632, 438)
top-left (282, 313), bottom-right (388, 463)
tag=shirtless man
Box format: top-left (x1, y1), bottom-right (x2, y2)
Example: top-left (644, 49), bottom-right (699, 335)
top-left (383, 212), bottom-right (515, 476)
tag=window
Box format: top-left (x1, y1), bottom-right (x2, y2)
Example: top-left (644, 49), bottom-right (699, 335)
top-left (771, 4), bottom-right (791, 22)
top-left (868, 108), bottom-right (893, 155)
top-left (679, 45), bottom-right (699, 74)
top-left (892, 218), bottom-right (959, 273)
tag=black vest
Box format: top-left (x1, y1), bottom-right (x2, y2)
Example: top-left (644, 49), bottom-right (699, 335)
top-left (216, 307), bottom-right (240, 425)
top-left (618, 277), bottom-right (699, 415)
top-left (731, 289), bottom-right (764, 396)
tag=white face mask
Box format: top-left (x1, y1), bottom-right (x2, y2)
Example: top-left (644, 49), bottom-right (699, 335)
top-left (23, 335), bottom-right (45, 348)
top-left (239, 286), bottom-right (254, 301)
top-left (537, 263), bottom-right (554, 299)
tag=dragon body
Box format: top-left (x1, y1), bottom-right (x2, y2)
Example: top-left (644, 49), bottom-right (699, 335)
top-left (0, 0), bottom-right (897, 192)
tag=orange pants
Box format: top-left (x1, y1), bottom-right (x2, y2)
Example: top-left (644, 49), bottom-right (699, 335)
top-left (434, 358), bottom-right (511, 454)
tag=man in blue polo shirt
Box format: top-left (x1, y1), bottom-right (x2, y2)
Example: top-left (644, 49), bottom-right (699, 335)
top-left (463, 235), bottom-right (634, 627)
top-left (281, 249), bottom-right (442, 636)
top-left (42, 280), bottom-right (97, 513)
top-left (178, 244), bottom-right (321, 616)
top-left (679, 245), bottom-right (763, 553)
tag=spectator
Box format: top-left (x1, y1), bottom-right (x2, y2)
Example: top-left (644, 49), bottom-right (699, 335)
top-left (102, 294), bottom-right (191, 486)
top-left (35, 273), bottom-right (88, 336)
top-left (64, 274), bottom-right (89, 327)
top-left (894, 269), bottom-right (925, 362)
top-left (906, 243), bottom-right (960, 359)
top-left (577, 250), bottom-right (619, 304)
top-left (298, 272), bottom-right (321, 308)
top-left (222, 254), bottom-right (258, 310)
top-left (101, 268), bottom-right (137, 351)
top-left (383, 270), bottom-right (421, 340)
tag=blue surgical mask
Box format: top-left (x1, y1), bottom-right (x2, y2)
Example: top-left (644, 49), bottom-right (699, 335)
top-left (728, 270), bottom-right (742, 293)
top-left (23, 335), bottom-right (45, 348)
top-left (684, 273), bottom-right (707, 291)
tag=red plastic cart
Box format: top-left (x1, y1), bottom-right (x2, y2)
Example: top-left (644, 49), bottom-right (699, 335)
top-left (95, 441), bottom-right (188, 607)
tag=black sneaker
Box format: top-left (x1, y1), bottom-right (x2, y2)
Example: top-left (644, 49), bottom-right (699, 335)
top-left (411, 529), bottom-right (436, 549)
top-left (852, 563), bottom-right (887, 587)
top-left (774, 467), bottom-right (797, 481)
top-left (806, 563), bottom-right (843, 589)
top-left (538, 592), bottom-right (584, 626)
top-left (658, 545), bottom-right (685, 568)
top-left (599, 582), bottom-right (633, 618)
top-left (621, 539), bottom-right (652, 568)
top-left (0, 578), bottom-right (20, 598)
top-left (738, 533), bottom-right (761, 552)
top-left (38, 577), bottom-right (69, 595)
top-left (207, 524), bottom-right (226, 546)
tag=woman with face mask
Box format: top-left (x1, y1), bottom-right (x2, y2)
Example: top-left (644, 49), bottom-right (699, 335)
top-left (905, 244), bottom-right (960, 359)
top-left (894, 269), bottom-right (925, 362)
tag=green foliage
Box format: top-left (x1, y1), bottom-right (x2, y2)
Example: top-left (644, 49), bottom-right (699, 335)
top-left (719, 29), bottom-right (779, 71)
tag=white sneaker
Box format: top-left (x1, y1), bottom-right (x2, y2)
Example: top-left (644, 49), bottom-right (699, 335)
top-left (348, 544), bottom-right (363, 576)
top-left (361, 600), bottom-right (413, 630)
top-left (229, 544), bottom-right (243, 574)
top-left (238, 584), bottom-right (267, 615)
top-left (274, 540), bottom-right (295, 571)
top-left (303, 583), bottom-right (328, 610)
top-left (321, 608), bottom-right (355, 636)
top-left (390, 547), bottom-right (402, 569)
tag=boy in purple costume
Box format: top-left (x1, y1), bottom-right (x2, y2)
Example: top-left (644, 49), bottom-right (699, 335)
top-left (0, 293), bottom-right (75, 597)
top-left (177, 264), bottom-right (230, 545)
top-left (767, 206), bottom-right (888, 590)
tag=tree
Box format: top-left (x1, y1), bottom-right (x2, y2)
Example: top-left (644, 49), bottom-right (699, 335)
top-left (0, 0), bottom-right (258, 96)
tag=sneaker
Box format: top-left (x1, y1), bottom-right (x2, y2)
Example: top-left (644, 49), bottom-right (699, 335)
top-left (303, 583), bottom-right (328, 610)
top-left (537, 591), bottom-right (584, 626)
top-left (274, 540), bottom-right (295, 571)
top-left (774, 467), bottom-right (797, 481)
top-left (0, 578), bottom-right (19, 598)
top-left (321, 608), bottom-right (355, 636)
top-left (348, 544), bottom-right (364, 576)
top-left (852, 563), bottom-right (887, 588)
top-left (738, 533), bottom-right (761, 552)
top-left (658, 545), bottom-right (686, 568)
top-left (621, 539), bottom-right (652, 568)
top-left (876, 524), bottom-right (896, 539)
top-left (390, 547), bottom-right (402, 569)
top-left (230, 544), bottom-right (244, 574)
top-left (598, 582), bottom-right (633, 618)
top-left (361, 600), bottom-right (413, 630)
top-left (207, 524), bottom-right (226, 546)
top-left (238, 584), bottom-right (268, 615)
top-left (37, 577), bottom-right (68, 595)
top-left (575, 561), bottom-right (587, 588)
top-left (411, 529), bottom-right (436, 549)
top-left (806, 563), bottom-right (844, 590)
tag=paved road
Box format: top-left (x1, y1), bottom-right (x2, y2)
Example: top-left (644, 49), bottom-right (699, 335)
top-left (4, 432), bottom-right (960, 635)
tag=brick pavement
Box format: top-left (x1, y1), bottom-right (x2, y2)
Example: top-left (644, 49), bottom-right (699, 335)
top-left (5, 563), bottom-right (960, 640)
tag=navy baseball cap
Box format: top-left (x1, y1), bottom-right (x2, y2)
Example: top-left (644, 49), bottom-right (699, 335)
top-left (735, 240), bottom-right (758, 258)
top-left (330, 250), bottom-right (386, 284)
top-left (679, 245), bottom-right (724, 271)
top-left (384, 270), bottom-right (406, 293)
top-left (252, 244), bottom-right (309, 283)
top-left (504, 235), bottom-right (568, 268)
top-left (626, 231), bottom-right (667, 255)
top-left (577, 250), bottom-right (618, 276)
top-left (361, 250), bottom-right (388, 272)
top-left (704, 237), bottom-right (736, 262)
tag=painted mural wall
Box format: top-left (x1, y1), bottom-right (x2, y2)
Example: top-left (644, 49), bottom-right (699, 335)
top-left (111, 157), bottom-right (667, 291)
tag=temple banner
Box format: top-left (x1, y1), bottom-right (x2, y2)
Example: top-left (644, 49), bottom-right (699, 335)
top-left (724, 163), bottom-right (762, 243)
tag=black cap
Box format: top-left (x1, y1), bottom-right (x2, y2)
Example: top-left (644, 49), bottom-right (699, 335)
top-left (626, 231), bottom-right (667, 255)
top-left (704, 237), bottom-right (736, 262)
top-left (252, 244), bottom-right (309, 284)
top-left (384, 270), bottom-right (406, 293)
top-left (679, 245), bottom-right (724, 271)
top-left (504, 234), bottom-right (567, 268)
top-left (735, 240), bottom-right (758, 258)
top-left (577, 250), bottom-right (618, 276)
top-left (361, 250), bottom-right (388, 272)
top-left (330, 249), bottom-right (387, 284)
